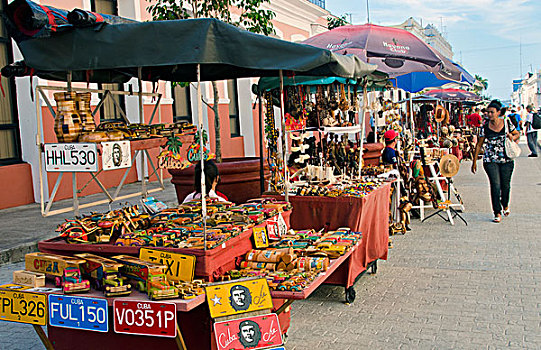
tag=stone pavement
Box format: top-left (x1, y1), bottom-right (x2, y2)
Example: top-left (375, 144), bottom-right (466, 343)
top-left (0, 145), bottom-right (540, 349)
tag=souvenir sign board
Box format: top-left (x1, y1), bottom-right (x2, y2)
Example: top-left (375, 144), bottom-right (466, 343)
top-left (266, 213), bottom-right (288, 240)
top-left (214, 313), bottom-right (283, 350)
top-left (139, 248), bottom-right (196, 282)
top-left (44, 143), bottom-right (98, 172)
top-left (0, 288), bottom-right (47, 325)
top-left (253, 226), bottom-right (269, 248)
top-left (49, 294), bottom-right (108, 332)
top-left (102, 141), bottom-right (131, 170)
top-left (206, 278), bottom-right (273, 318)
top-left (113, 300), bottom-right (176, 338)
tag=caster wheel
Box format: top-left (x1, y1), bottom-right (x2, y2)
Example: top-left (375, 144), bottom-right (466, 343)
top-left (345, 286), bottom-right (356, 304)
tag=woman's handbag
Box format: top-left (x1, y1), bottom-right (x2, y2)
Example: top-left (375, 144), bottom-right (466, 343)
top-left (504, 118), bottom-right (521, 159)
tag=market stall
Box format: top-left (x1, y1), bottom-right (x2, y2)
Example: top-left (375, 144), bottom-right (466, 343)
top-left (1, 2), bottom-right (384, 349)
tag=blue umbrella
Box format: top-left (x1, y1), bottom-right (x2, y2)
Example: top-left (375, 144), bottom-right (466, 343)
top-left (393, 62), bottom-right (475, 93)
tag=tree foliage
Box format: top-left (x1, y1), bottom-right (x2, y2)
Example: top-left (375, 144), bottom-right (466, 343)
top-left (473, 74), bottom-right (488, 93)
top-left (327, 15), bottom-right (348, 30)
top-left (147, 0), bottom-right (275, 35)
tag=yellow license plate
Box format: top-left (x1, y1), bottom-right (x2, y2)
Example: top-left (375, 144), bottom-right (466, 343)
top-left (206, 278), bottom-right (273, 318)
top-left (0, 289), bottom-right (47, 325)
top-left (139, 248), bottom-right (196, 282)
top-left (253, 226), bottom-right (269, 248)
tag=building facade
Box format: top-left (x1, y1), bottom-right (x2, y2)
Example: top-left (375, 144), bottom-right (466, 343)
top-left (511, 71), bottom-right (541, 110)
top-left (392, 17), bottom-right (453, 60)
top-left (0, 0), bottom-right (334, 209)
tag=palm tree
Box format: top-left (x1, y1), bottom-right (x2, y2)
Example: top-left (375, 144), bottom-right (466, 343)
top-left (473, 74), bottom-right (488, 94)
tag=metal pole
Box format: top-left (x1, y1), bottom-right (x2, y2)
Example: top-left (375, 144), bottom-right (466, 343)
top-left (138, 68), bottom-right (147, 196)
top-left (358, 83), bottom-right (368, 178)
top-left (410, 94), bottom-right (415, 139)
top-left (366, 0), bottom-right (370, 23)
top-left (258, 90), bottom-right (265, 193)
top-left (196, 64), bottom-right (207, 250)
top-left (279, 70), bottom-right (289, 202)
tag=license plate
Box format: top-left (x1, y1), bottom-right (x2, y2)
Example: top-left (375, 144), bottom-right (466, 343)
top-left (44, 143), bottom-right (98, 172)
top-left (0, 289), bottom-right (47, 325)
top-left (139, 248), bottom-right (196, 282)
top-left (113, 300), bottom-right (176, 338)
top-left (206, 278), bottom-right (273, 318)
top-left (214, 313), bottom-right (282, 350)
top-left (49, 294), bottom-right (108, 332)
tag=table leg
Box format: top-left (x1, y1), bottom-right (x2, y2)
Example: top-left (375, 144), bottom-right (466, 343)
top-left (33, 325), bottom-right (55, 350)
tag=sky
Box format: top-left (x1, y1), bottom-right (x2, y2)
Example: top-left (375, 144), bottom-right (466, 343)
top-left (325, 0), bottom-right (541, 101)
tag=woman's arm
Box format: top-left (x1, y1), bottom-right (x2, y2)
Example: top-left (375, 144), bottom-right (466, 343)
top-left (509, 129), bottom-right (520, 142)
top-left (471, 136), bottom-right (485, 174)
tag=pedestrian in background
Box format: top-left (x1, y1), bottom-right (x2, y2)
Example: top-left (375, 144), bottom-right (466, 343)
top-left (471, 100), bottom-right (520, 223)
top-left (524, 104), bottom-right (539, 157)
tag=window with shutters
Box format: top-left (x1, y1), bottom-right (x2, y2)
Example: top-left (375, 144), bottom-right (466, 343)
top-left (172, 85), bottom-right (192, 123)
top-left (0, 0), bottom-right (22, 165)
top-left (227, 79), bottom-right (241, 137)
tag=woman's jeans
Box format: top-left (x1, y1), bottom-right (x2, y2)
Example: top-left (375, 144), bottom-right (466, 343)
top-left (483, 161), bottom-right (514, 215)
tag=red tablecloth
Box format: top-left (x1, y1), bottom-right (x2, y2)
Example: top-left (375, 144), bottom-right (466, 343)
top-left (39, 211), bottom-right (291, 281)
top-left (267, 183), bottom-right (391, 286)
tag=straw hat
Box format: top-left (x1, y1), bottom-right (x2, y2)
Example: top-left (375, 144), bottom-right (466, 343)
top-left (439, 154), bottom-right (460, 178)
top-left (434, 105), bottom-right (448, 123)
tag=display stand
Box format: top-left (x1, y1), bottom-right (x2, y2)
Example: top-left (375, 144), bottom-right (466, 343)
top-left (422, 176), bottom-right (467, 226)
top-left (36, 85), bottom-right (170, 217)
top-left (409, 161), bottom-right (464, 222)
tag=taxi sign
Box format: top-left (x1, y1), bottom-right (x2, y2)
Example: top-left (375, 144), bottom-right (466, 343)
top-left (253, 226), bottom-right (269, 248)
top-left (113, 300), bottom-right (176, 338)
top-left (214, 313), bottom-right (282, 350)
top-left (0, 289), bottom-right (47, 325)
top-left (139, 248), bottom-right (196, 282)
top-left (49, 294), bottom-right (108, 332)
top-left (206, 278), bottom-right (273, 318)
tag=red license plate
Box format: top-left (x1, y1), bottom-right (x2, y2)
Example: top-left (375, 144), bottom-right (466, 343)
top-left (113, 300), bottom-right (176, 338)
top-left (214, 313), bottom-right (282, 350)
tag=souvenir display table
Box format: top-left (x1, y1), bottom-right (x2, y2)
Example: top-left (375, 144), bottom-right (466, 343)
top-left (266, 181), bottom-right (392, 278)
top-left (38, 210), bottom-right (291, 281)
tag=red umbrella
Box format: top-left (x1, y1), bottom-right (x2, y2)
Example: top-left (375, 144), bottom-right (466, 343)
top-left (424, 88), bottom-right (481, 101)
top-left (302, 24), bottom-right (461, 80)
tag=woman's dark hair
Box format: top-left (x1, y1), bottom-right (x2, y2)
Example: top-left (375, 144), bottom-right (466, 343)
top-left (194, 160), bottom-right (219, 195)
top-left (487, 99), bottom-right (502, 111)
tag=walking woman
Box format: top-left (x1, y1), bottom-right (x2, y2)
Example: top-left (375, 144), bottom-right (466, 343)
top-left (471, 100), bottom-right (520, 223)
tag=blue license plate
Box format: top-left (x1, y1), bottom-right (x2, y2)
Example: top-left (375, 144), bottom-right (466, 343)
top-left (48, 294), bottom-right (108, 332)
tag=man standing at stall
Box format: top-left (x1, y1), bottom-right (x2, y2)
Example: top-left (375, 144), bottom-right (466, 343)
top-left (382, 130), bottom-right (399, 166)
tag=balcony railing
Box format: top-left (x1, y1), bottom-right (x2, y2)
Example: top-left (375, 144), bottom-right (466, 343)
top-left (307, 0), bottom-right (325, 8)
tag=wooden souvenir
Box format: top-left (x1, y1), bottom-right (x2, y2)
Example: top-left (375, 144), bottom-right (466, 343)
top-left (53, 92), bottom-right (83, 143)
top-left (13, 270), bottom-right (45, 288)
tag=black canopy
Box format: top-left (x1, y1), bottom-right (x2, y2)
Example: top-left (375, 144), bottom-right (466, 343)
top-left (4, 4), bottom-right (377, 83)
